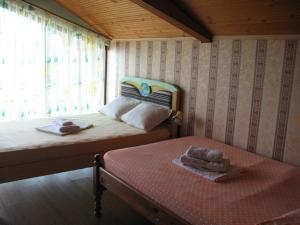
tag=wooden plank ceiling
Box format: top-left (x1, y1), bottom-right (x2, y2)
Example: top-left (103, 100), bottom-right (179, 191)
top-left (55, 0), bottom-right (300, 40)
top-left (55, 0), bottom-right (192, 39)
top-left (175, 0), bottom-right (300, 35)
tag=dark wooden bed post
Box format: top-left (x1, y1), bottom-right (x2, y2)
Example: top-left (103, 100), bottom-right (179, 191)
top-left (93, 154), bottom-right (106, 217)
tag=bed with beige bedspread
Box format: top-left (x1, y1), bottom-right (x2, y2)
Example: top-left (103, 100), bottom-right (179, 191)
top-left (0, 76), bottom-right (180, 183)
top-left (0, 113), bottom-right (170, 183)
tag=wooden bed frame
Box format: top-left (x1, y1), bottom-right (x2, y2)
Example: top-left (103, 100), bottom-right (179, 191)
top-left (93, 154), bottom-right (191, 225)
top-left (0, 76), bottom-right (180, 183)
top-left (93, 144), bottom-right (300, 225)
top-left (0, 133), bottom-right (167, 183)
top-left (92, 77), bottom-right (184, 224)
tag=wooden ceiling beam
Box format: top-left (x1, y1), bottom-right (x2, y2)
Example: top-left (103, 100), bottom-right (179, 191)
top-left (129, 0), bottom-right (213, 42)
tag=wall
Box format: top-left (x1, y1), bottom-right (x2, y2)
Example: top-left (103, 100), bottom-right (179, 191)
top-left (107, 36), bottom-right (300, 166)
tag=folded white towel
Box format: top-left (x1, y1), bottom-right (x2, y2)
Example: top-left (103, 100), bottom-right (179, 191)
top-left (172, 158), bottom-right (243, 182)
top-left (36, 121), bottom-right (93, 136)
top-left (54, 118), bottom-right (74, 126)
top-left (187, 146), bottom-right (223, 162)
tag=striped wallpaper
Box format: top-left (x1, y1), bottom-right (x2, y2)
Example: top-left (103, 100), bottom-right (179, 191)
top-left (107, 37), bottom-right (300, 166)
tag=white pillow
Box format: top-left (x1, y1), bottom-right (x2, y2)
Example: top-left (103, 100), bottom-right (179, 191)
top-left (100, 96), bottom-right (141, 119)
top-left (121, 101), bottom-right (172, 131)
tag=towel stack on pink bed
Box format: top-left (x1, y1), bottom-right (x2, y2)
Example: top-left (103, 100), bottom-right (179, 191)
top-left (180, 146), bottom-right (230, 173)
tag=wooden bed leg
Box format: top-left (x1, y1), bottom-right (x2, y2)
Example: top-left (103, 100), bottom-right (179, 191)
top-left (93, 154), bottom-right (106, 217)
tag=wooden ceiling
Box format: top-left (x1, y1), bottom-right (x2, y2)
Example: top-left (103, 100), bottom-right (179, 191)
top-left (175, 0), bottom-right (300, 36)
top-left (55, 0), bottom-right (191, 39)
top-left (55, 0), bottom-right (300, 41)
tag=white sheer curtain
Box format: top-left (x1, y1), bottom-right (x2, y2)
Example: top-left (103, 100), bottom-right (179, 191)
top-left (0, 0), bottom-right (106, 121)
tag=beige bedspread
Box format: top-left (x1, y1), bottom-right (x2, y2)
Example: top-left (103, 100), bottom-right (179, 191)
top-left (0, 113), bottom-right (170, 168)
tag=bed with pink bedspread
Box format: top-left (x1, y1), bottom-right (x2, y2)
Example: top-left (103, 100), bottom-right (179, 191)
top-left (94, 136), bottom-right (300, 225)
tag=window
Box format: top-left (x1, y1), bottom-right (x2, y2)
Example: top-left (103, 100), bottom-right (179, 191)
top-left (0, 0), bottom-right (106, 121)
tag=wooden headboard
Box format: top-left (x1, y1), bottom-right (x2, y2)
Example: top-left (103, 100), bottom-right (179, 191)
top-left (120, 76), bottom-right (180, 113)
top-left (120, 76), bottom-right (180, 137)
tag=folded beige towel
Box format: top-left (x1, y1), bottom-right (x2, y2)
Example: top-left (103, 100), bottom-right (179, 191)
top-left (180, 155), bottom-right (230, 172)
top-left (187, 146), bottom-right (223, 162)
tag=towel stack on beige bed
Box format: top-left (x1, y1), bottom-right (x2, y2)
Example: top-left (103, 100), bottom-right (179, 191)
top-left (36, 118), bottom-right (93, 136)
top-left (180, 146), bottom-right (230, 172)
top-left (54, 118), bottom-right (81, 133)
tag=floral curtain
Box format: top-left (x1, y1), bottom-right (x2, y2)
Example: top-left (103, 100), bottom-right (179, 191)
top-left (0, 0), bottom-right (106, 121)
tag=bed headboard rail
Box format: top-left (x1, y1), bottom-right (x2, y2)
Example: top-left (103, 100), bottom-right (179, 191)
top-left (120, 76), bottom-right (180, 113)
top-left (121, 84), bottom-right (172, 108)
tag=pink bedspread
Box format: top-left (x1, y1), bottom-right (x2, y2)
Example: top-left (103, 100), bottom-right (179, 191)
top-left (104, 136), bottom-right (300, 225)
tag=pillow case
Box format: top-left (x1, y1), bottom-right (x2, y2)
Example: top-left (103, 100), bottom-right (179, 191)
top-left (100, 96), bottom-right (141, 119)
top-left (121, 101), bottom-right (172, 131)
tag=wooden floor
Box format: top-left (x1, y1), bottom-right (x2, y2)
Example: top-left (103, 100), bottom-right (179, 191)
top-left (0, 168), bottom-right (153, 225)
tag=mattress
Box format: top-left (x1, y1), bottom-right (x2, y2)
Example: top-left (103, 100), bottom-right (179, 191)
top-left (0, 113), bottom-right (170, 168)
top-left (104, 136), bottom-right (300, 225)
